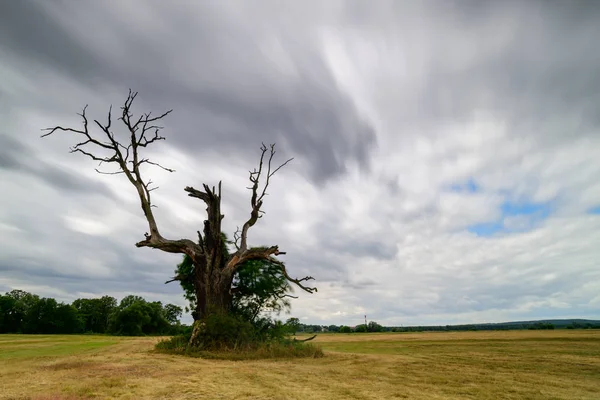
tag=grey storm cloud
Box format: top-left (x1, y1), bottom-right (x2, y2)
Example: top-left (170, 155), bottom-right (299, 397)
top-left (1, 0), bottom-right (599, 326)
top-left (418, 4), bottom-right (600, 134)
top-left (334, 0), bottom-right (600, 146)
top-left (0, 0), bottom-right (376, 184)
top-left (0, 134), bottom-right (116, 197)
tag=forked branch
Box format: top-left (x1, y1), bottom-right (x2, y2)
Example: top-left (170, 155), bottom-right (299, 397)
top-left (238, 143), bottom-right (293, 254)
top-left (269, 257), bottom-right (317, 294)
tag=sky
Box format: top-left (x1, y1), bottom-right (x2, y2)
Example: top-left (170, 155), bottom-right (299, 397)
top-left (1, 0), bottom-right (599, 327)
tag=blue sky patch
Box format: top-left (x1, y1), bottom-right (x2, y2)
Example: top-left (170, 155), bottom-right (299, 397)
top-left (588, 206), bottom-right (600, 214)
top-left (468, 200), bottom-right (552, 237)
top-left (449, 178), bottom-right (479, 193)
top-left (468, 221), bottom-right (504, 236)
top-left (500, 201), bottom-right (551, 218)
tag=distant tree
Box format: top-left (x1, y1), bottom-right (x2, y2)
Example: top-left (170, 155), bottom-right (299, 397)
top-left (109, 300), bottom-right (152, 336)
top-left (3, 290), bottom-right (39, 332)
top-left (528, 322), bottom-right (555, 330)
top-left (23, 298), bottom-right (59, 333)
top-left (108, 296), bottom-right (170, 336)
top-left (1, 290), bottom-right (84, 334)
top-left (54, 303), bottom-right (84, 334)
top-left (72, 298), bottom-right (97, 332)
top-left (299, 324), bottom-right (322, 333)
top-left (0, 294), bottom-right (18, 333)
top-left (72, 296), bottom-right (117, 333)
top-left (98, 296), bottom-right (118, 330)
top-left (119, 295), bottom-right (146, 309)
top-left (145, 301), bottom-right (171, 334)
top-left (354, 324), bottom-right (368, 333)
top-left (339, 326), bottom-right (352, 333)
top-left (328, 325), bottom-right (340, 333)
top-left (367, 321), bottom-right (383, 332)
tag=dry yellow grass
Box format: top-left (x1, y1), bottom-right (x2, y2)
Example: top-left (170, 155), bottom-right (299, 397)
top-left (1, 330), bottom-right (599, 399)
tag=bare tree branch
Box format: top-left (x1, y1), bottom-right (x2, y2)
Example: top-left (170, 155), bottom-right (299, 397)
top-left (269, 257), bottom-right (317, 294)
top-left (41, 90), bottom-right (197, 258)
top-left (41, 105), bottom-right (114, 150)
top-left (294, 334), bottom-right (317, 342)
top-left (165, 274), bottom-right (189, 284)
top-left (277, 293), bottom-right (299, 299)
top-left (136, 158), bottom-right (175, 172)
top-left (232, 226), bottom-right (242, 250)
top-left (95, 168), bottom-right (126, 175)
top-left (237, 143), bottom-right (293, 255)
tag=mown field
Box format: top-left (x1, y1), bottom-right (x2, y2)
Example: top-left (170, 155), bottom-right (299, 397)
top-left (1, 330), bottom-right (599, 399)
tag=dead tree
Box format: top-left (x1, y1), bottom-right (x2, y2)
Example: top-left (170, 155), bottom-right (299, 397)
top-left (42, 90), bottom-right (316, 327)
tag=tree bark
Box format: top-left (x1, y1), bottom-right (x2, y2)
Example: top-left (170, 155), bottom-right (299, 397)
top-left (194, 262), bottom-right (234, 319)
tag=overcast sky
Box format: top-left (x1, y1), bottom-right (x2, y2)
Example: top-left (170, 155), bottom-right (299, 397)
top-left (1, 0), bottom-right (599, 326)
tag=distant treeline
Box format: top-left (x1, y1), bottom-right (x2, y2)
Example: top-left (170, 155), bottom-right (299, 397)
top-left (0, 290), bottom-right (187, 336)
top-left (296, 319), bottom-right (600, 333)
top-left (2, 289), bottom-right (598, 336)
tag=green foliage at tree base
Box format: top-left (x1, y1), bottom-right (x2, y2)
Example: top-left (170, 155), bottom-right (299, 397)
top-left (155, 335), bottom-right (323, 360)
top-left (155, 312), bottom-right (323, 360)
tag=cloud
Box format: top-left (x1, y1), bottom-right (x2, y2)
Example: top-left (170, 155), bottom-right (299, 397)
top-left (1, 0), bottom-right (376, 184)
top-left (0, 134), bottom-right (116, 198)
top-left (1, 0), bottom-right (599, 326)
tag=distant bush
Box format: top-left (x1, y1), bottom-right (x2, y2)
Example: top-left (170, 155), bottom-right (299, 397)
top-left (527, 323), bottom-right (555, 330)
top-left (566, 322), bottom-right (596, 330)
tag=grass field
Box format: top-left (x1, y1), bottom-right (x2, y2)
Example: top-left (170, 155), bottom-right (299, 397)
top-left (1, 330), bottom-right (599, 399)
